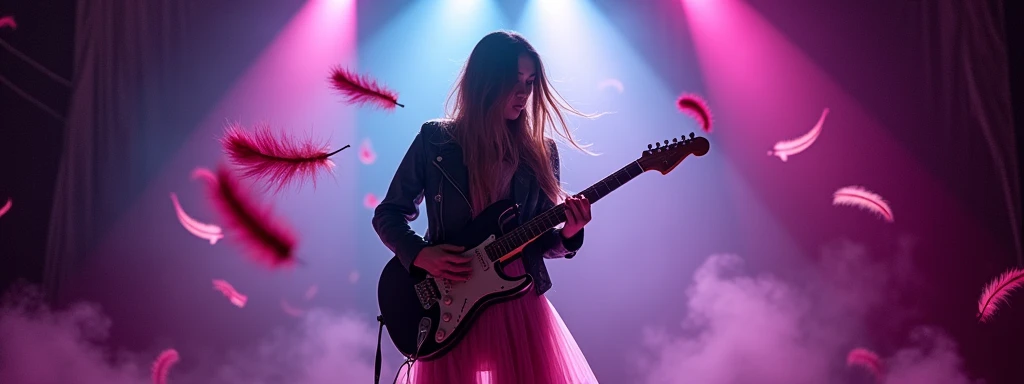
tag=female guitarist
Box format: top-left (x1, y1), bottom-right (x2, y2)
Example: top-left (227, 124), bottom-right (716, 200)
top-left (372, 30), bottom-right (599, 383)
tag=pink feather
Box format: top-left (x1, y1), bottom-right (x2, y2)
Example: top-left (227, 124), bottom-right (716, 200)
top-left (846, 347), bottom-right (884, 381)
top-left (676, 94), bottom-right (713, 133)
top-left (170, 192), bottom-right (223, 245)
top-left (328, 66), bottom-right (404, 110)
top-left (0, 16), bottom-right (16, 30)
top-left (977, 268), bottom-right (1024, 323)
top-left (203, 165), bottom-right (298, 269)
top-left (221, 122), bottom-right (346, 193)
top-left (832, 186), bottom-right (894, 222)
top-left (0, 197), bottom-right (11, 218)
top-left (768, 108), bottom-right (829, 162)
top-left (151, 349), bottom-right (179, 384)
top-left (212, 279), bottom-right (248, 308)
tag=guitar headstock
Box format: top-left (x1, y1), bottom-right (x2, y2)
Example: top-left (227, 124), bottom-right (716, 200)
top-left (638, 132), bottom-right (710, 175)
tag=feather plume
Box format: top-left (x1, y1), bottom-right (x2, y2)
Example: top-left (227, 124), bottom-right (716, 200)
top-left (676, 94), bottom-right (713, 133)
top-left (151, 349), bottom-right (179, 384)
top-left (328, 66), bottom-right (404, 110)
top-left (768, 108), bottom-right (829, 162)
top-left (846, 347), bottom-right (884, 381)
top-left (221, 122), bottom-right (346, 193)
top-left (0, 16), bottom-right (16, 30)
top-left (212, 279), bottom-right (248, 308)
top-left (170, 192), bottom-right (223, 245)
top-left (0, 197), bottom-right (11, 218)
top-left (281, 299), bottom-right (308, 317)
top-left (192, 167), bottom-right (217, 184)
top-left (977, 268), bottom-right (1024, 323)
top-left (203, 165), bottom-right (298, 269)
top-left (832, 186), bottom-right (894, 222)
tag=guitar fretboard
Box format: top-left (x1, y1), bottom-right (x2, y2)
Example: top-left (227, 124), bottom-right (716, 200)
top-left (486, 161), bottom-right (645, 260)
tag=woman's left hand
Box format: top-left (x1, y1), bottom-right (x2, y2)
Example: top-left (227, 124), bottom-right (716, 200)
top-left (561, 195), bottom-right (591, 239)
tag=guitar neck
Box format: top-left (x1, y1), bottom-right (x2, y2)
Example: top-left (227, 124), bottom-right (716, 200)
top-left (487, 161), bottom-right (645, 260)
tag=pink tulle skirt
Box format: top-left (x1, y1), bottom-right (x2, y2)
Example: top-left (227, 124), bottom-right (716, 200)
top-left (403, 259), bottom-right (598, 384)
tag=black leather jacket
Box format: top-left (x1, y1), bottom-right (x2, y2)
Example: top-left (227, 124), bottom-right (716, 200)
top-left (372, 119), bottom-right (584, 295)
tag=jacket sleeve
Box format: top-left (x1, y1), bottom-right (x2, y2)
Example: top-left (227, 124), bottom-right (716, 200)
top-left (525, 139), bottom-right (585, 260)
top-left (372, 129), bottom-right (430, 272)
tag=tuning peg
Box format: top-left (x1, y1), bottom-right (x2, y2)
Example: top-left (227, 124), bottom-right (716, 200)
top-left (648, 143), bottom-right (652, 150)
top-left (663, 140), bottom-right (669, 145)
top-left (655, 142), bottom-right (661, 148)
top-left (689, 132), bottom-right (695, 139)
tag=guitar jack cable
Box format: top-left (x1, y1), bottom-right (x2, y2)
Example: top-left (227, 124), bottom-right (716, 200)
top-left (374, 314), bottom-right (426, 384)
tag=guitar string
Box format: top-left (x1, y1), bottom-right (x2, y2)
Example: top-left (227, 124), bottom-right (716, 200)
top-left (485, 161), bottom-right (643, 259)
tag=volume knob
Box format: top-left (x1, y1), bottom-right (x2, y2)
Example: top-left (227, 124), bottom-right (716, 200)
top-left (435, 329), bottom-right (446, 341)
top-left (443, 295), bottom-right (453, 305)
top-left (442, 313), bottom-right (452, 322)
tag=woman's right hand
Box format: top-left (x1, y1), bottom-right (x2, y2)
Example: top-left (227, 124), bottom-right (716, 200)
top-left (413, 244), bottom-right (472, 281)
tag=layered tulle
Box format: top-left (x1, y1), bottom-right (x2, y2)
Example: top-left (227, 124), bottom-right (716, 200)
top-left (403, 259), bottom-right (598, 384)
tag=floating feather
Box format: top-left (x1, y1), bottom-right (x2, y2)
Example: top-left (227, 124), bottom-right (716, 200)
top-left (676, 94), bottom-right (713, 133)
top-left (0, 197), bottom-right (11, 218)
top-left (221, 122), bottom-right (346, 193)
top-left (151, 349), bottom-right (179, 384)
top-left (846, 347), bottom-right (884, 381)
top-left (768, 108), bottom-right (829, 162)
top-left (204, 165), bottom-right (298, 269)
top-left (977, 268), bottom-right (1024, 323)
top-left (281, 299), bottom-right (308, 317)
top-left (212, 279), bottom-right (248, 308)
top-left (170, 193), bottom-right (223, 245)
top-left (0, 16), bottom-right (15, 30)
top-left (328, 66), bottom-right (404, 110)
top-left (832, 186), bottom-right (894, 222)
top-left (192, 167), bottom-right (217, 184)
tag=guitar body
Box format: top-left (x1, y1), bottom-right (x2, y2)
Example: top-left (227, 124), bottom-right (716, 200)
top-left (377, 199), bottom-right (534, 360)
top-left (376, 132), bottom-right (710, 361)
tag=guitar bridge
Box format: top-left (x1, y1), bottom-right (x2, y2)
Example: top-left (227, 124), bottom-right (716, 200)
top-left (414, 278), bottom-right (441, 310)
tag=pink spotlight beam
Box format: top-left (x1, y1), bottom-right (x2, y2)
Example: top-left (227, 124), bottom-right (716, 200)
top-left (170, 193), bottom-right (224, 245)
top-left (212, 279), bottom-right (248, 308)
top-left (768, 108), bottom-right (829, 162)
top-left (832, 186), bottom-right (894, 223)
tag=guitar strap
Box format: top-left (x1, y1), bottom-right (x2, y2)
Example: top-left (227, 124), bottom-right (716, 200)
top-left (373, 315), bottom-right (384, 384)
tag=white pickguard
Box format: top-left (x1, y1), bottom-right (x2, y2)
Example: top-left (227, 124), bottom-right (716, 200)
top-left (431, 235), bottom-right (528, 343)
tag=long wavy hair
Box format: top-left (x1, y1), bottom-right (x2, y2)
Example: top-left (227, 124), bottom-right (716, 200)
top-left (444, 30), bottom-right (596, 214)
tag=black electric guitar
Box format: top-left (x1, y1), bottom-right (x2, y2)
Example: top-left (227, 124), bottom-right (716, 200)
top-left (376, 132), bottom-right (710, 360)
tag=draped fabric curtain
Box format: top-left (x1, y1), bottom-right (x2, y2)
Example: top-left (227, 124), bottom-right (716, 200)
top-left (923, 0), bottom-right (1020, 265)
top-left (44, 1), bottom-right (193, 304)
